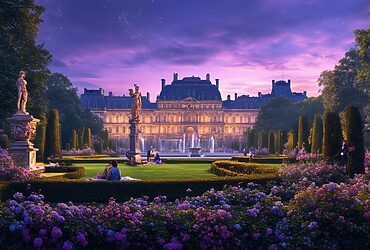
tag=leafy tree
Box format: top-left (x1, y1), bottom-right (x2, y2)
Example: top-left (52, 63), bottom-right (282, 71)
top-left (44, 109), bottom-right (61, 160)
top-left (44, 73), bottom-right (104, 148)
top-left (0, 0), bottom-right (51, 124)
top-left (255, 97), bottom-right (299, 132)
top-left (295, 97), bottom-right (324, 122)
top-left (310, 115), bottom-right (323, 153)
top-left (342, 107), bottom-right (365, 175)
top-left (322, 112), bottom-right (342, 161)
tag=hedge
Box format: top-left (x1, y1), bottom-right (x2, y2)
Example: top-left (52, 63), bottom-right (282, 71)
top-left (0, 176), bottom-right (276, 203)
top-left (44, 109), bottom-right (61, 161)
top-left (44, 166), bottom-right (85, 179)
top-left (232, 155), bottom-right (289, 164)
top-left (211, 160), bottom-right (278, 177)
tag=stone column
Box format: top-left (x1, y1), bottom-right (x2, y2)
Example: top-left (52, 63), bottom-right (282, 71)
top-left (7, 112), bottom-right (39, 169)
top-left (127, 120), bottom-right (142, 165)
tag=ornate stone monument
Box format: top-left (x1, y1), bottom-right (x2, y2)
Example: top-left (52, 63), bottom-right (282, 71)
top-left (7, 71), bottom-right (39, 169)
top-left (127, 84), bottom-right (142, 165)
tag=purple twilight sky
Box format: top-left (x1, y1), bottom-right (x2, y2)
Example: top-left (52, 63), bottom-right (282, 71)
top-left (36, 0), bottom-right (369, 99)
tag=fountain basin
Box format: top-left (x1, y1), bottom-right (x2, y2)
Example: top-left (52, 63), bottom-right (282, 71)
top-left (189, 147), bottom-right (201, 157)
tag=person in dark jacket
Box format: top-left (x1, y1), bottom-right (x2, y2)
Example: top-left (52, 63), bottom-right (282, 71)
top-left (107, 160), bottom-right (121, 181)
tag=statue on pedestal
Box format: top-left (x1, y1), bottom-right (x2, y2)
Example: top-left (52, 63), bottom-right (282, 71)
top-left (6, 71), bottom-right (39, 169)
top-left (17, 71), bottom-right (28, 114)
top-left (127, 84), bottom-right (142, 165)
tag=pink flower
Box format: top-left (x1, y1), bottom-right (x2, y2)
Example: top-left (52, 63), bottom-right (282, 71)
top-left (364, 211), bottom-right (370, 219)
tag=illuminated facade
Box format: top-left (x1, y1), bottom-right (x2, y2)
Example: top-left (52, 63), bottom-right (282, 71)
top-left (81, 74), bottom-right (307, 152)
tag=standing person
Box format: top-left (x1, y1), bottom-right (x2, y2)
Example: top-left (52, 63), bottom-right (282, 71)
top-left (107, 160), bottom-right (121, 181)
top-left (147, 146), bottom-right (153, 162)
top-left (340, 140), bottom-right (349, 167)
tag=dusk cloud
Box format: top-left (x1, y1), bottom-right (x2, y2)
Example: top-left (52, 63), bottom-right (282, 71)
top-left (37, 0), bottom-right (369, 98)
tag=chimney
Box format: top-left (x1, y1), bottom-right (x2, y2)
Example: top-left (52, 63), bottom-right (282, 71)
top-left (272, 80), bottom-right (275, 86)
top-left (161, 79), bottom-right (166, 89)
top-left (146, 92), bottom-right (150, 101)
top-left (234, 93), bottom-right (238, 100)
top-left (215, 79), bottom-right (219, 89)
top-left (206, 73), bottom-right (210, 81)
top-left (227, 95), bottom-right (231, 101)
top-left (258, 92), bottom-right (262, 97)
top-left (287, 79), bottom-right (291, 86)
top-left (173, 73), bottom-right (178, 81)
top-left (109, 91), bottom-right (113, 97)
top-left (303, 91), bottom-right (307, 96)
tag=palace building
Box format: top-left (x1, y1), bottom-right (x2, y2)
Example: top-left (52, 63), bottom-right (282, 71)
top-left (81, 73), bottom-right (307, 152)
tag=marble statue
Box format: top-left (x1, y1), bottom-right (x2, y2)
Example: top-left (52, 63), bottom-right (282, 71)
top-left (17, 71), bottom-right (28, 113)
top-left (129, 84), bottom-right (142, 121)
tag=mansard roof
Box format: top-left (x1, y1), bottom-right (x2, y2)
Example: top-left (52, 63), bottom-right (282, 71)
top-left (158, 76), bottom-right (222, 101)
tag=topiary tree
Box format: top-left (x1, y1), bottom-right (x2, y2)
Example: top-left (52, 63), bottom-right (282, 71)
top-left (298, 116), bottom-right (310, 151)
top-left (33, 123), bottom-right (45, 162)
top-left (287, 130), bottom-right (297, 151)
top-left (103, 129), bottom-right (109, 149)
top-left (82, 128), bottom-right (92, 148)
top-left (322, 112), bottom-right (342, 161)
top-left (342, 106), bottom-right (365, 175)
top-left (44, 109), bottom-right (61, 161)
top-left (94, 136), bottom-right (104, 154)
top-left (247, 128), bottom-right (256, 148)
top-left (268, 131), bottom-right (275, 154)
top-left (70, 129), bottom-right (78, 149)
top-left (79, 128), bottom-right (85, 149)
top-left (310, 114), bottom-right (323, 153)
top-left (258, 131), bottom-right (268, 149)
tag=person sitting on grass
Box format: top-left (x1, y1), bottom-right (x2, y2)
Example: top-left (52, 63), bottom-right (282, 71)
top-left (153, 151), bottom-right (162, 164)
top-left (107, 160), bottom-right (121, 181)
top-left (95, 162), bottom-right (112, 179)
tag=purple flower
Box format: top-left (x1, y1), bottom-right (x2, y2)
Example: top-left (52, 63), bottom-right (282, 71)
top-left (164, 240), bottom-right (183, 250)
top-left (266, 228), bottom-right (273, 235)
top-left (33, 237), bottom-right (43, 248)
top-left (269, 244), bottom-right (278, 250)
top-left (253, 232), bottom-right (261, 239)
top-left (51, 227), bottom-right (63, 239)
top-left (114, 232), bottom-right (124, 241)
top-left (39, 229), bottom-right (47, 236)
top-left (307, 221), bottom-right (318, 230)
top-left (63, 240), bottom-right (73, 250)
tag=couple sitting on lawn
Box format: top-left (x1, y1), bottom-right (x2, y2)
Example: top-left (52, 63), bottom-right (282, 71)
top-left (96, 160), bottom-right (121, 181)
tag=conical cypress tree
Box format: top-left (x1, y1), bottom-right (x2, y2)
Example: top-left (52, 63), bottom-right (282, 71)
top-left (322, 112), bottom-right (342, 161)
top-left (80, 128), bottom-right (85, 148)
top-left (34, 123), bottom-right (46, 162)
top-left (103, 129), bottom-right (109, 149)
top-left (258, 131), bottom-right (267, 149)
top-left (277, 129), bottom-right (287, 154)
top-left (268, 131), bottom-right (275, 154)
top-left (342, 107), bottom-right (365, 175)
top-left (298, 116), bottom-right (310, 151)
top-left (248, 129), bottom-right (256, 148)
top-left (70, 130), bottom-right (78, 149)
top-left (44, 109), bottom-right (61, 161)
top-left (287, 130), bottom-right (297, 151)
top-left (83, 128), bottom-right (92, 148)
top-left (311, 114), bottom-right (323, 153)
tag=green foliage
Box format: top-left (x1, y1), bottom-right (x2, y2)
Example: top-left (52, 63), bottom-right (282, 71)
top-left (0, 177), bottom-right (275, 203)
top-left (44, 165), bottom-right (85, 179)
top-left (79, 128), bottom-right (85, 149)
top-left (247, 128), bottom-right (256, 148)
top-left (211, 160), bottom-right (278, 177)
top-left (44, 109), bottom-right (61, 161)
top-left (342, 107), bottom-right (365, 175)
top-left (255, 97), bottom-right (299, 131)
top-left (103, 129), bottom-right (109, 150)
top-left (44, 73), bottom-right (104, 148)
top-left (231, 155), bottom-right (290, 164)
top-left (287, 130), bottom-right (297, 151)
top-left (310, 115), bottom-right (323, 153)
top-left (276, 129), bottom-right (287, 154)
top-left (0, 0), bottom-right (51, 125)
top-left (70, 130), bottom-right (78, 149)
top-left (295, 97), bottom-right (324, 122)
top-left (82, 128), bottom-right (92, 148)
top-left (298, 116), bottom-right (310, 151)
top-left (268, 131), bottom-right (275, 154)
top-left (33, 122), bottom-right (45, 162)
top-left (94, 137), bottom-right (104, 154)
top-left (318, 49), bottom-right (368, 114)
top-left (258, 131), bottom-right (268, 149)
top-left (322, 112), bottom-right (342, 160)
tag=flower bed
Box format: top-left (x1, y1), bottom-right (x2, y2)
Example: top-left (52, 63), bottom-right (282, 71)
top-left (0, 149), bottom-right (37, 181)
top-left (232, 155), bottom-right (291, 164)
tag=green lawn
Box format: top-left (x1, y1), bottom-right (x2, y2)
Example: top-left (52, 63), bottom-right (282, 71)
top-left (75, 163), bottom-right (218, 180)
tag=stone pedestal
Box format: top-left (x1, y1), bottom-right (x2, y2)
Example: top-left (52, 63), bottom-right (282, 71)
top-left (189, 147), bottom-right (202, 157)
top-left (127, 120), bottom-right (142, 165)
top-left (6, 112), bottom-right (39, 169)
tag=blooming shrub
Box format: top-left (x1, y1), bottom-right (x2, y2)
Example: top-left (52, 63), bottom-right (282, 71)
top-left (287, 180), bottom-right (370, 249)
top-left (0, 148), bottom-right (36, 181)
top-left (295, 148), bottom-right (320, 162)
top-left (254, 148), bottom-right (269, 156)
top-left (61, 148), bottom-right (96, 156)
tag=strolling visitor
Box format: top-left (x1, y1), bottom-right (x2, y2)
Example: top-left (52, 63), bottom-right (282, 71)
top-left (107, 160), bottom-right (121, 181)
top-left (153, 151), bottom-right (162, 164)
top-left (147, 146), bottom-right (154, 162)
top-left (339, 140), bottom-right (349, 166)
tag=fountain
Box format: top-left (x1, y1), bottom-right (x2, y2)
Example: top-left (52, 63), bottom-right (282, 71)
top-left (140, 137), bottom-right (145, 153)
top-left (189, 131), bottom-right (201, 157)
top-left (182, 134), bottom-right (186, 153)
top-left (210, 136), bottom-right (215, 153)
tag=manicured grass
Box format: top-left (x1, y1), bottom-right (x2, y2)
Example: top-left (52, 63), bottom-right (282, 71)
top-left (75, 163), bottom-right (219, 180)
